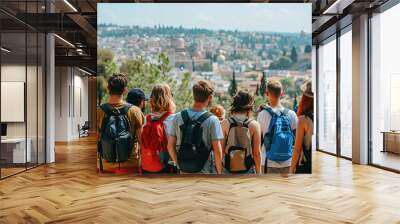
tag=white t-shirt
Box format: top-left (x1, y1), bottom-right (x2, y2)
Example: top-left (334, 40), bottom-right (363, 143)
top-left (257, 105), bottom-right (298, 168)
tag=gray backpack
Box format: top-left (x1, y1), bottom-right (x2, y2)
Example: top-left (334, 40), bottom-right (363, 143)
top-left (224, 117), bottom-right (254, 173)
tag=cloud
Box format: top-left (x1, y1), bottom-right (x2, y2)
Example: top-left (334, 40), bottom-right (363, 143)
top-left (197, 14), bottom-right (214, 24)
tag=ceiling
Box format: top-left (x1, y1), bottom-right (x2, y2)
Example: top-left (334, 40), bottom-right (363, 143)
top-left (0, 0), bottom-right (97, 74)
top-left (311, 0), bottom-right (391, 43)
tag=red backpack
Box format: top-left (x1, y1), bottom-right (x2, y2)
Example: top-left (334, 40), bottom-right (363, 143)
top-left (140, 112), bottom-right (172, 172)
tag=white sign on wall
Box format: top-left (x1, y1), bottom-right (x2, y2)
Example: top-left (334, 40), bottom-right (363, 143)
top-left (1, 81), bottom-right (25, 122)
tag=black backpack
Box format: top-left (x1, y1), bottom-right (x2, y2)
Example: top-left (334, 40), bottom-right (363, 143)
top-left (177, 110), bottom-right (212, 173)
top-left (98, 103), bottom-right (133, 171)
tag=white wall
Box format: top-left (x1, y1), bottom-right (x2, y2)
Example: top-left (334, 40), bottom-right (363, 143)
top-left (54, 67), bottom-right (89, 141)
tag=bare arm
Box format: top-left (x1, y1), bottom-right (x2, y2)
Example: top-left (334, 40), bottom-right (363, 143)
top-left (135, 127), bottom-right (143, 145)
top-left (97, 108), bottom-right (102, 142)
top-left (167, 135), bottom-right (178, 164)
top-left (220, 120), bottom-right (230, 155)
top-left (290, 118), bottom-right (306, 174)
top-left (251, 122), bottom-right (262, 174)
top-left (212, 140), bottom-right (223, 174)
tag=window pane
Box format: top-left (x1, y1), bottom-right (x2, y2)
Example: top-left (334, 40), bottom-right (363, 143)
top-left (38, 33), bottom-right (45, 165)
top-left (371, 4), bottom-right (400, 171)
top-left (1, 31), bottom-right (28, 177)
top-left (340, 29), bottom-right (352, 158)
top-left (318, 37), bottom-right (337, 154)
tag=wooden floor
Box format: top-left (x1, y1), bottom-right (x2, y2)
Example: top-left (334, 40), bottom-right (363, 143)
top-left (372, 150), bottom-right (400, 171)
top-left (1, 136), bottom-right (400, 223)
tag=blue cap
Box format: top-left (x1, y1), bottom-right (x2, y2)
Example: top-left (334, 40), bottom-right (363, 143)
top-left (127, 88), bottom-right (148, 104)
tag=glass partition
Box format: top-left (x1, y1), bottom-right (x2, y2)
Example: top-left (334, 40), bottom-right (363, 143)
top-left (317, 36), bottom-right (337, 154)
top-left (0, 31), bottom-right (28, 177)
top-left (38, 32), bottom-right (45, 165)
top-left (0, 1), bottom-right (46, 179)
top-left (339, 28), bottom-right (352, 158)
top-left (371, 4), bottom-right (400, 171)
top-left (27, 31), bottom-right (38, 169)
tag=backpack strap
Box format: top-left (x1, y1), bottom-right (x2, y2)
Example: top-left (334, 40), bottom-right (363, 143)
top-left (226, 117), bottom-right (238, 145)
top-left (243, 118), bottom-right (252, 128)
top-left (181, 109), bottom-right (191, 125)
top-left (228, 117), bottom-right (238, 128)
top-left (100, 103), bottom-right (132, 116)
top-left (281, 108), bottom-right (289, 116)
top-left (159, 111), bottom-right (172, 122)
top-left (100, 103), bottom-right (113, 134)
top-left (119, 103), bottom-right (133, 115)
top-left (264, 106), bottom-right (277, 136)
top-left (100, 103), bottom-right (114, 116)
top-left (148, 111), bottom-right (172, 123)
top-left (264, 106), bottom-right (276, 117)
top-left (194, 111), bottom-right (212, 126)
top-left (305, 112), bottom-right (314, 122)
top-left (145, 114), bottom-right (153, 123)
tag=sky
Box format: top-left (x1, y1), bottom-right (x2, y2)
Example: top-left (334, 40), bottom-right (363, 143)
top-left (98, 3), bottom-right (311, 33)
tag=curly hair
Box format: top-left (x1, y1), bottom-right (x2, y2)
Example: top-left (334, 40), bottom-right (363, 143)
top-left (230, 90), bottom-right (254, 115)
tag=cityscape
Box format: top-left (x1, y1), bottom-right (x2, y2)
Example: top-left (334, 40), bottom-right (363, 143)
top-left (98, 24), bottom-right (311, 109)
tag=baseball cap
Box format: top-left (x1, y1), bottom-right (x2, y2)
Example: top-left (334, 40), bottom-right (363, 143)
top-left (126, 88), bottom-right (148, 104)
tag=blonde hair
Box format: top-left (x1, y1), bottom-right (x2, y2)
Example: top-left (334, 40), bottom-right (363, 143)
top-left (150, 83), bottom-right (175, 113)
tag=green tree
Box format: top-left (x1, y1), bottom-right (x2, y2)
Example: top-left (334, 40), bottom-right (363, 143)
top-left (290, 46), bottom-right (298, 63)
top-left (269, 56), bottom-right (292, 70)
top-left (195, 62), bottom-right (212, 72)
top-left (119, 53), bottom-right (193, 112)
top-left (215, 94), bottom-right (231, 113)
top-left (174, 72), bottom-right (193, 111)
top-left (259, 71), bottom-right (267, 96)
top-left (254, 95), bottom-right (267, 115)
top-left (282, 49), bottom-right (287, 56)
top-left (120, 53), bottom-right (175, 95)
top-left (97, 49), bottom-right (118, 105)
top-left (293, 94), bottom-right (298, 113)
top-left (304, 44), bottom-right (312, 53)
top-left (229, 71), bottom-right (238, 97)
top-left (98, 48), bottom-right (115, 62)
top-left (280, 76), bottom-right (297, 98)
top-left (97, 76), bottom-right (107, 106)
top-left (255, 84), bottom-right (259, 96)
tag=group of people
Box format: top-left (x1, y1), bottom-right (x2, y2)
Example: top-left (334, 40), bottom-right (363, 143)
top-left (97, 73), bottom-right (314, 175)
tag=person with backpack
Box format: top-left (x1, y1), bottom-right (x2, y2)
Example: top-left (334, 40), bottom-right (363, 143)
top-left (97, 73), bottom-right (144, 174)
top-left (221, 90), bottom-right (262, 174)
top-left (257, 79), bottom-right (298, 175)
top-left (290, 80), bottom-right (314, 174)
top-left (140, 84), bottom-right (176, 174)
top-left (166, 80), bottom-right (224, 174)
top-left (126, 88), bottom-right (148, 113)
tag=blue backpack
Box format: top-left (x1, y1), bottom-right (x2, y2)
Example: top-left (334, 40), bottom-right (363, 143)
top-left (263, 106), bottom-right (294, 161)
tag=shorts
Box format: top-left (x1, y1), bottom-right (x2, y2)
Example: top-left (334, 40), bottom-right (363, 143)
top-left (266, 166), bottom-right (290, 174)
